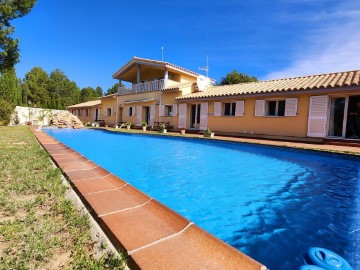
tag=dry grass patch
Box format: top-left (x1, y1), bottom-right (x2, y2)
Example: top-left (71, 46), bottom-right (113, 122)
top-left (0, 126), bottom-right (126, 269)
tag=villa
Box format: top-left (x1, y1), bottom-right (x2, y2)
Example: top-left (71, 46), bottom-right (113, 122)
top-left (67, 57), bottom-right (360, 141)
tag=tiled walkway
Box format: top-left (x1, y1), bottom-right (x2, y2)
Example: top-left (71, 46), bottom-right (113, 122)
top-left (31, 128), bottom-right (266, 270)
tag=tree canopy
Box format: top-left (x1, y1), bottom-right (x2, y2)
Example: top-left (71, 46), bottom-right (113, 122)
top-left (0, 67), bottom-right (20, 104)
top-left (105, 82), bottom-right (119, 95)
top-left (80, 87), bottom-right (102, 103)
top-left (218, 70), bottom-right (257, 85)
top-left (0, 0), bottom-right (37, 72)
top-left (20, 67), bottom-right (81, 109)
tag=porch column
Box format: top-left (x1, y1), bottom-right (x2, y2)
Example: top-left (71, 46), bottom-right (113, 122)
top-left (118, 79), bottom-right (122, 95)
top-left (137, 64), bottom-right (141, 84)
top-left (115, 96), bottom-right (119, 126)
top-left (164, 68), bottom-right (168, 88)
top-left (136, 65), bottom-right (141, 94)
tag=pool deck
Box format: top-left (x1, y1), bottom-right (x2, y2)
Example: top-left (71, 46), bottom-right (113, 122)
top-left (102, 127), bottom-right (360, 156)
top-left (30, 127), bottom-right (267, 270)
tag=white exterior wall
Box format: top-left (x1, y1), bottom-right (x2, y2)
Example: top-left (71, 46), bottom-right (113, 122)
top-left (9, 106), bottom-right (66, 126)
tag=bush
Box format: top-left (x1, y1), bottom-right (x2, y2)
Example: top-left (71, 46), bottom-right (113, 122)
top-left (0, 99), bottom-right (15, 126)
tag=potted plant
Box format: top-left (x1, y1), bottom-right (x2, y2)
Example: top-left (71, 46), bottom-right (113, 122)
top-left (203, 128), bottom-right (214, 138)
top-left (13, 113), bottom-right (20, 125)
top-left (126, 122), bottom-right (132, 130)
top-left (158, 123), bottom-right (167, 134)
top-left (141, 121), bottom-right (147, 131)
top-left (180, 128), bottom-right (186, 135)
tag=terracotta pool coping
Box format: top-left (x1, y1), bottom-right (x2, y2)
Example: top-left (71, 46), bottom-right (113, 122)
top-left (30, 128), bottom-right (267, 270)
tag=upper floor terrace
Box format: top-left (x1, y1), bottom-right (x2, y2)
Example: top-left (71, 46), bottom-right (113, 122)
top-left (113, 57), bottom-right (200, 95)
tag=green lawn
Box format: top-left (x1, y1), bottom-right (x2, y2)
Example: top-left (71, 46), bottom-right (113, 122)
top-left (0, 126), bottom-right (126, 269)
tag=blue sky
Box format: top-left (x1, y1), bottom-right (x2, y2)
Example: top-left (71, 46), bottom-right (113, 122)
top-left (12, 0), bottom-right (360, 91)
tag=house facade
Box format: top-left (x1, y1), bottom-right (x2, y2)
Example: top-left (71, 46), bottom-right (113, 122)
top-left (67, 100), bottom-right (101, 123)
top-left (177, 71), bottom-right (360, 139)
top-left (111, 57), bottom-right (201, 128)
top-left (68, 57), bottom-right (360, 140)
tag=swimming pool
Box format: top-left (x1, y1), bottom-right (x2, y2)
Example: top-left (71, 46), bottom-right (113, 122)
top-left (44, 128), bottom-right (360, 270)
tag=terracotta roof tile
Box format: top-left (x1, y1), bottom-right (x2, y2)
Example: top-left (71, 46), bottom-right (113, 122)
top-left (162, 82), bottom-right (194, 91)
top-left (176, 70), bottom-right (360, 100)
top-left (67, 100), bottom-right (101, 108)
top-left (113, 56), bottom-right (204, 79)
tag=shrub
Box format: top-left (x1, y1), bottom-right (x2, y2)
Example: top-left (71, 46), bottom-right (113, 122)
top-left (0, 99), bottom-right (15, 126)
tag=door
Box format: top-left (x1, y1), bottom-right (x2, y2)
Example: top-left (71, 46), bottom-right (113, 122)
top-left (346, 95), bottom-right (360, 138)
top-left (144, 106), bottom-right (150, 125)
top-left (95, 108), bottom-right (99, 121)
top-left (190, 104), bottom-right (201, 129)
top-left (307, 96), bottom-right (328, 137)
top-left (119, 108), bottom-right (123, 123)
top-left (178, 104), bottom-right (187, 129)
top-left (328, 97), bottom-right (346, 137)
top-left (199, 102), bottom-right (209, 130)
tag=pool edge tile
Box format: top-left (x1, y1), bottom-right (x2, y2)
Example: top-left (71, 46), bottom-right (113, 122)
top-left (31, 128), bottom-right (267, 270)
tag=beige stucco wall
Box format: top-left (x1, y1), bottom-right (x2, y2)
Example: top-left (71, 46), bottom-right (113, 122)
top-left (117, 90), bottom-right (181, 127)
top-left (205, 94), bottom-right (310, 137)
top-left (101, 97), bottom-right (117, 125)
top-left (68, 107), bottom-right (99, 124)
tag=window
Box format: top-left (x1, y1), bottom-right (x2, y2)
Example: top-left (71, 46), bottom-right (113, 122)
top-left (78, 109), bottom-right (82, 116)
top-left (165, 105), bottom-right (173, 116)
top-left (84, 109), bottom-right (89, 116)
top-left (106, 108), bottom-right (112, 116)
top-left (129, 106), bottom-right (134, 116)
top-left (224, 102), bottom-right (236, 116)
top-left (266, 100), bottom-right (286, 116)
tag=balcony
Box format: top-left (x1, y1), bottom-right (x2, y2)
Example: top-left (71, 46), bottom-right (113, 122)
top-left (118, 79), bottom-right (165, 95)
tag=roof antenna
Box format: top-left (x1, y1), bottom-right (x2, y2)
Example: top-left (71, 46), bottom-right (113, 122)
top-left (161, 46), bottom-right (164, 62)
top-left (198, 55), bottom-right (209, 77)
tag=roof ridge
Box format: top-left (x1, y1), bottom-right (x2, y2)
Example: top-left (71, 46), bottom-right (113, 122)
top-left (132, 56), bottom-right (200, 77)
top-left (207, 69), bottom-right (360, 89)
top-left (261, 69), bottom-right (360, 83)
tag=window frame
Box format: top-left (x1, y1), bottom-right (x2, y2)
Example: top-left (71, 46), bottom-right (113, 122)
top-left (165, 105), bottom-right (173, 116)
top-left (265, 99), bottom-right (286, 117)
top-left (106, 108), bottom-right (112, 117)
top-left (223, 102), bottom-right (236, 116)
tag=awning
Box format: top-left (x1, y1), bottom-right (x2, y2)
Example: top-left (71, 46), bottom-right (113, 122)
top-left (124, 98), bottom-right (156, 104)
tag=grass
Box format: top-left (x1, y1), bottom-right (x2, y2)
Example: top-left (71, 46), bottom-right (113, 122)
top-left (0, 126), bottom-right (127, 269)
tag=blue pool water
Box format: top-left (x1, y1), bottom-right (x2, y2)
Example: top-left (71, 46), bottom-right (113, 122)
top-left (44, 128), bottom-right (360, 270)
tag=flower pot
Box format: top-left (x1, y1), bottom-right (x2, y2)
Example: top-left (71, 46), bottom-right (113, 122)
top-left (142, 126), bottom-right (147, 131)
top-left (126, 126), bottom-right (131, 130)
top-left (204, 132), bottom-right (215, 138)
top-left (180, 129), bottom-right (186, 135)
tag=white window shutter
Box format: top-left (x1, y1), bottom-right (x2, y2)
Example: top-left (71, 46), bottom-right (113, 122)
top-left (285, 98), bottom-right (298, 116)
top-left (125, 107), bottom-right (129, 116)
top-left (150, 105), bottom-right (155, 126)
top-left (235, 101), bottom-right (244, 116)
top-left (214, 102), bottom-right (222, 116)
top-left (136, 106), bottom-right (142, 126)
top-left (159, 105), bottom-right (165, 117)
top-left (132, 106), bottom-right (136, 116)
top-left (255, 100), bottom-right (265, 116)
top-left (112, 107), bottom-right (114, 116)
top-left (172, 104), bottom-right (178, 116)
top-left (307, 95), bottom-right (328, 137)
top-left (199, 102), bottom-right (209, 130)
top-left (178, 103), bottom-right (187, 128)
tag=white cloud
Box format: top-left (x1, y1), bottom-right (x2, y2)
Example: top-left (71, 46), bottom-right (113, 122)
top-left (264, 2), bottom-right (360, 79)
